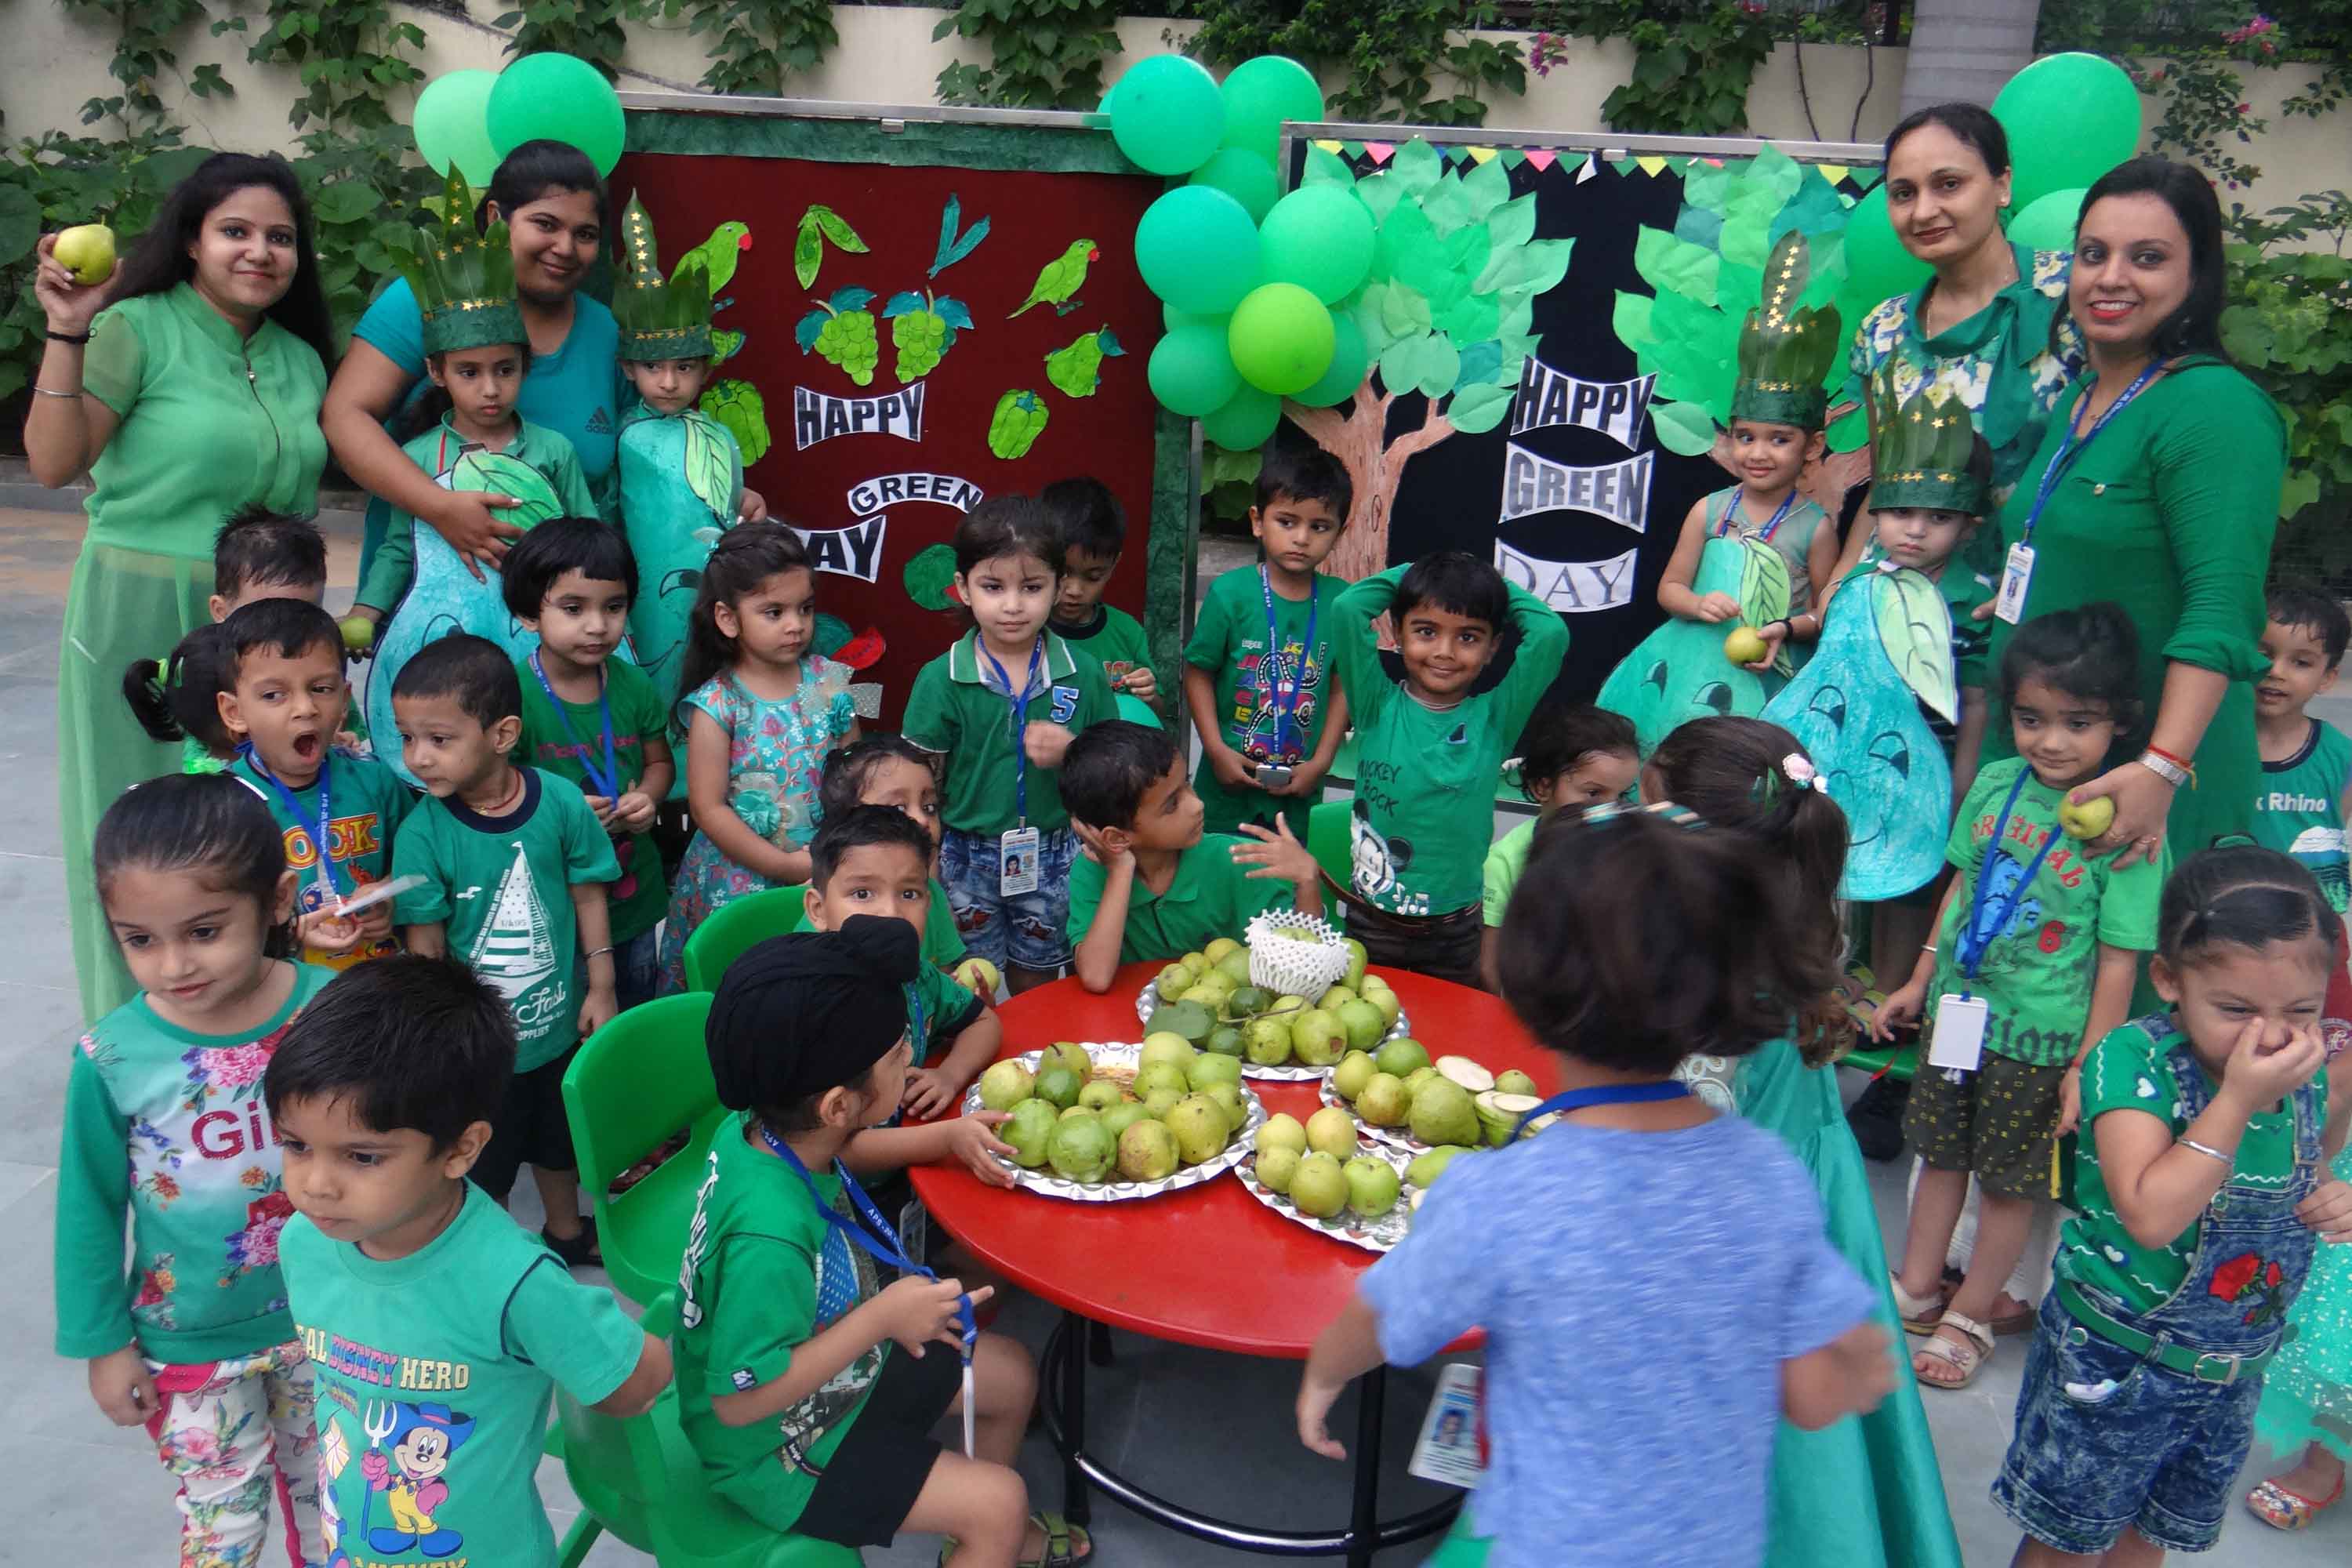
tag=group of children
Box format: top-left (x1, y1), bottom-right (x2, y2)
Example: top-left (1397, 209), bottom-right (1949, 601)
top-left (52, 223), bottom-right (2352, 1568)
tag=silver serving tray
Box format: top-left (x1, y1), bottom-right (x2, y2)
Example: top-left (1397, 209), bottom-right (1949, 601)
top-left (960, 1042), bottom-right (1265, 1202)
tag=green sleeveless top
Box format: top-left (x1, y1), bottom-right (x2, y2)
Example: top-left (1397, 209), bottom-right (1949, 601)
top-left (1708, 485), bottom-right (1828, 615)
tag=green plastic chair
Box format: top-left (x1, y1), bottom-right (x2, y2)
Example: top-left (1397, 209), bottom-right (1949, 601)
top-left (554, 1294), bottom-right (859, 1568)
top-left (681, 884), bottom-right (808, 993)
top-left (1840, 1041), bottom-right (1918, 1081)
top-left (1306, 797), bottom-right (1353, 895)
top-left (562, 993), bottom-right (726, 1311)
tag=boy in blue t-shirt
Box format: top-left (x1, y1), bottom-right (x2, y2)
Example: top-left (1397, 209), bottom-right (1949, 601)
top-left (267, 956), bottom-right (670, 1568)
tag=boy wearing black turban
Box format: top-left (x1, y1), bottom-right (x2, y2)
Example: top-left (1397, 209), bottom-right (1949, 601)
top-left (675, 916), bottom-right (1092, 1566)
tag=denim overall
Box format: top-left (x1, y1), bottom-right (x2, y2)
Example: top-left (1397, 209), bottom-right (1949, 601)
top-left (1994, 1014), bottom-right (2326, 1553)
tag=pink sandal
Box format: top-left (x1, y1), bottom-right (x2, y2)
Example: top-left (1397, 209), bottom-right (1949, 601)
top-left (2246, 1472), bottom-right (2345, 1530)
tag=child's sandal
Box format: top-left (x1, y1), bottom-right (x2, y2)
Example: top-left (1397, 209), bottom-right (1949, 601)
top-left (1889, 1272), bottom-right (1949, 1336)
top-left (542, 1218), bottom-right (601, 1268)
top-left (1912, 1310), bottom-right (1993, 1390)
top-left (938, 1512), bottom-right (1093, 1568)
top-left (2246, 1474), bottom-right (2345, 1530)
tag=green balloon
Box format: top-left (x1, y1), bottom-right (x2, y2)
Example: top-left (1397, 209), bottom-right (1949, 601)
top-left (1200, 384), bottom-right (1280, 452)
top-left (1148, 323), bottom-right (1242, 417)
top-left (1109, 55), bottom-right (1226, 176)
top-left (1188, 147), bottom-right (1280, 225)
top-left (2005, 187), bottom-right (2086, 255)
top-left (486, 52), bottom-right (625, 176)
top-left (1115, 694), bottom-right (1163, 728)
top-left (1259, 185), bottom-right (1376, 304)
top-left (1293, 312), bottom-right (1369, 408)
top-left (1219, 55), bottom-right (1326, 165)
top-left (1163, 303), bottom-right (1225, 333)
top-left (1229, 282), bottom-right (1335, 397)
top-left (1992, 53), bottom-right (2143, 210)
top-left (1135, 186), bottom-right (1261, 315)
top-left (1842, 184), bottom-right (1933, 314)
top-left (412, 70), bottom-right (500, 189)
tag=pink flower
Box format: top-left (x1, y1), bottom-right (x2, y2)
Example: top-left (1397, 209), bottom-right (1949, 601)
top-left (190, 1042), bottom-right (273, 1090)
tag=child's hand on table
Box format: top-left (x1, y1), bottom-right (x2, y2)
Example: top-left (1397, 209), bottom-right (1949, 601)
top-left (902, 1065), bottom-right (974, 1123)
top-left (87, 1345), bottom-right (159, 1427)
top-left (877, 1274), bottom-right (992, 1357)
top-left (1232, 818), bottom-right (1317, 886)
top-left (941, 1109), bottom-right (1018, 1187)
top-left (2299, 1178), bottom-right (2352, 1243)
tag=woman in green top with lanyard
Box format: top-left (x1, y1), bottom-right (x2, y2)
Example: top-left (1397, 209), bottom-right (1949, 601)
top-left (23, 154), bottom-right (334, 1024)
top-left (1985, 157), bottom-right (2285, 902)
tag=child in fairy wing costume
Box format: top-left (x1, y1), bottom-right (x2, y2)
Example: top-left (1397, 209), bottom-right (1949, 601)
top-left (611, 193), bottom-right (746, 713)
top-left (1599, 234), bottom-right (1843, 753)
top-left (359, 171), bottom-right (595, 787)
top-left (1763, 376), bottom-right (1987, 900)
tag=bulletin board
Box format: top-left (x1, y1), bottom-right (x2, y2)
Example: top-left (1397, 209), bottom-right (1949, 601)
top-left (616, 98), bottom-right (1191, 728)
top-left (1276, 125), bottom-right (1883, 705)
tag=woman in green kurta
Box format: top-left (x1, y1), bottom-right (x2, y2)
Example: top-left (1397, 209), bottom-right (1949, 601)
top-left (1983, 158), bottom-right (2283, 931)
top-left (24, 154), bottom-right (334, 1023)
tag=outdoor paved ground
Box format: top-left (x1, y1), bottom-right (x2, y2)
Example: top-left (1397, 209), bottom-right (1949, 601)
top-left (1, 503), bottom-right (2342, 1565)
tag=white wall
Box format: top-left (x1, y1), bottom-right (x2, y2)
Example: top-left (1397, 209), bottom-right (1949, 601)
top-left (3, 1), bottom-right (2343, 220)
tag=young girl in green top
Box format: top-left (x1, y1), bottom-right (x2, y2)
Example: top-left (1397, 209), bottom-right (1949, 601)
top-left (1478, 705), bottom-right (1639, 989)
top-left (54, 774), bottom-right (331, 1567)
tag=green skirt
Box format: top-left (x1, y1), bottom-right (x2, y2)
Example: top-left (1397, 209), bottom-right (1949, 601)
top-left (60, 541), bottom-right (214, 1022)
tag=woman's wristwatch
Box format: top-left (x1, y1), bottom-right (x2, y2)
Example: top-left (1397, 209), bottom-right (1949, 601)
top-left (2136, 747), bottom-right (2191, 788)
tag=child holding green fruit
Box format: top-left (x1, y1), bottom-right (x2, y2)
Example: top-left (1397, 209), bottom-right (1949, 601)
top-left (1298, 801), bottom-right (1892, 1567)
top-left (677, 916), bottom-right (1091, 1568)
top-left (1479, 703), bottom-right (1639, 989)
top-left (1875, 604), bottom-right (2162, 1394)
top-left (1062, 720), bottom-right (1323, 994)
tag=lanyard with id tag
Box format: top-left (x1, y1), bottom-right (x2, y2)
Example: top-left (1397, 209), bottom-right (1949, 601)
top-left (981, 637), bottom-right (1045, 897)
top-left (1995, 359), bottom-right (2165, 625)
top-left (1933, 768), bottom-right (2060, 1071)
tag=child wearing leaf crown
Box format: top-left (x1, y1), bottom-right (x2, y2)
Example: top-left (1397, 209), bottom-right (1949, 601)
top-left (346, 171), bottom-right (596, 636)
top-left (1598, 233), bottom-right (1842, 753)
top-left (612, 192), bottom-right (748, 713)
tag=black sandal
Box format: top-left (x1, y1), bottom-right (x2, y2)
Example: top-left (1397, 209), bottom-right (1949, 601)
top-left (542, 1216), bottom-right (601, 1267)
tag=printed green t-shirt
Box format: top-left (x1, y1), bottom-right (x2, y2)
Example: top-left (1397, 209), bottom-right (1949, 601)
top-left (2252, 717), bottom-right (2352, 913)
top-left (2058, 1014), bottom-right (2324, 1313)
top-left (391, 769), bottom-right (621, 1069)
top-left (514, 655), bottom-right (672, 943)
top-left (1065, 834), bottom-right (1296, 961)
top-left (902, 630), bottom-right (1116, 836)
top-left (675, 1112), bottom-right (890, 1534)
top-left (283, 1184), bottom-right (645, 1568)
top-left (1332, 565), bottom-right (1570, 918)
top-left (230, 748), bottom-right (415, 971)
top-left (1184, 565), bottom-right (1341, 841)
top-left (1053, 603), bottom-right (1152, 691)
top-left (1926, 757), bottom-right (2164, 1065)
top-left (53, 962), bottom-right (334, 1363)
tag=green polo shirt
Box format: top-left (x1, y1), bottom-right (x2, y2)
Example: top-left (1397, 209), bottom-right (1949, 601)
top-left (1065, 834), bottom-right (1294, 961)
top-left (1052, 604), bottom-right (1152, 691)
top-left (902, 631), bottom-right (1116, 837)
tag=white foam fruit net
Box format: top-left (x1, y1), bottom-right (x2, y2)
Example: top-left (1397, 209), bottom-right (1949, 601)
top-left (1245, 908), bottom-right (1350, 1003)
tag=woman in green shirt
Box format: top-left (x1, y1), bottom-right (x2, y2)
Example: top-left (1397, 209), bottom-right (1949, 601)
top-left (24, 154), bottom-right (335, 1023)
top-left (1984, 158), bottom-right (2285, 895)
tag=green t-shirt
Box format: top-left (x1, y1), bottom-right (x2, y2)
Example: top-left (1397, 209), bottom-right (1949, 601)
top-left (514, 655), bottom-right (672, 943)
top-left (1053, 603), bottom-right (1152, 692)
top-left (1482, 817), bottom-right (1537, 927)
top-left (1184, 566), bottom-right (1342, 840)
top-left (391, 769), bottom-right (622, 1069)
top-left (2253, 717), bottom-right (2352, 913)
top-left (675, 1113), bottom-right (890, 1534)
top-left (1065, 835), bottom-right (1296, 962)
top-left (282, 1185), bottom-right (645, 1568)
top-left (358, 416), bottom-right (600, 612)
top-left (909, 958), bottom-right (985, 1065)
top-left (1332, 566), bottom-right (1570, 918)
top-left (794, 877), bottom-right (968, 969)
top-left (1926, 757), bottom-right (2164, 1066)
top-left (2059, 1014), bottom-right (2325, 1314)
top-left (902, 630), bottom-right (1116, 836)
top-left (81, 282), bottom-right (329, 560)
top-left (53, 963), bottom-right (334, 1363)
top-left (230, 749), bottom-right (415, 971)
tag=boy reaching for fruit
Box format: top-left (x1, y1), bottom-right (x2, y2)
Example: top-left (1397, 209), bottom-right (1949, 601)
top-left (677, 915), bottom-right (1093, 1568)
top-left (1062, 720), bottom-right (1323, 994)
top-left (1298, 802), bottom-right (1894, 1566)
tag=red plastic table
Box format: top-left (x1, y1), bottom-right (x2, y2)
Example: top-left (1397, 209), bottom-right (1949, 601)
top-left (908, 961), bottom-right (1559, 1566)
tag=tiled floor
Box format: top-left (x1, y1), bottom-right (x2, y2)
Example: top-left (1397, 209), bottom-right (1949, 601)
top-left (4, 503), bottom-right (2343, 1566)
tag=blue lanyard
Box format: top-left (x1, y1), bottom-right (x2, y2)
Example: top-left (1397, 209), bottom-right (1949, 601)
top-left (757, 1123), bottom-right (975, 1348)
top-left (1513, 1080), bottom-right (1691, 1142)
top-left (1717, 488), bottom-right (1796, 543)
top-left (2019, 359), bottom-right (2165, 549)
top-left (527, 652), bottom-right (620, 802)
top-left (977, 636), bottom-right (1044, 829)
top-left (1956, 768), bottom-right (2063, 983)
top-left (240, 744), bottom-right (338, 897)
top-left (1258, 567), bottom-right (1319, 759)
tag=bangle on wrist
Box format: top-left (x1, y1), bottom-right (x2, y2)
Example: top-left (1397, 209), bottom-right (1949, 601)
top-left (31, 385), bottom-right (80, 399)
top-left (45, 328), bottom-right (91, 345)
top-left (586, 945), bottom-right (615, 960)
top-left (2178, 1137), bottom-right (2231, 1164)
top-left (2137, 750), bottom-right (2190, 788)
top-left (2146, 743), bottom-right (2191, 769)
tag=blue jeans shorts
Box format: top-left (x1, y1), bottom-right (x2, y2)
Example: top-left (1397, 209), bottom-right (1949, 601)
top-left (938, 825), bottom-right (1077, 973)
top-left (1992, 1292), bottom-right (2263, 1555)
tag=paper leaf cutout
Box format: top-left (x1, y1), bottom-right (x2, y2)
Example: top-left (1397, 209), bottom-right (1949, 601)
top-left (1871, 564), bottom-right (1959, 724)
top-left (1737, 536), bottom-right (1792, 630)
top-left (931, 194), bottom-right (989, 278)
top-left (682, 408), bottom-right (740, 521)
top-left (935, 299), bottom-right (976, 332)
top-left (904, 543), bottom-right (960, 612)
top-left (1449, 380), bottom-right (1515, 434)
top-left (793, 215), bottom-right (822, 290)
top-left (883, 291), bottom-right (928, 318)
top-left (710, 328), bottom-right (746, 366)
top-left (811, 206), bottom-right (867, 253)
top-left (1650, 398), bottom-right (1719, 456)
top-left (699, 379), bottom-right (770, 467)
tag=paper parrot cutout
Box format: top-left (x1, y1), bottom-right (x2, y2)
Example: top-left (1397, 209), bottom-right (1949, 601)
top-left (1010, 239), bottom-right (1099, 318)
